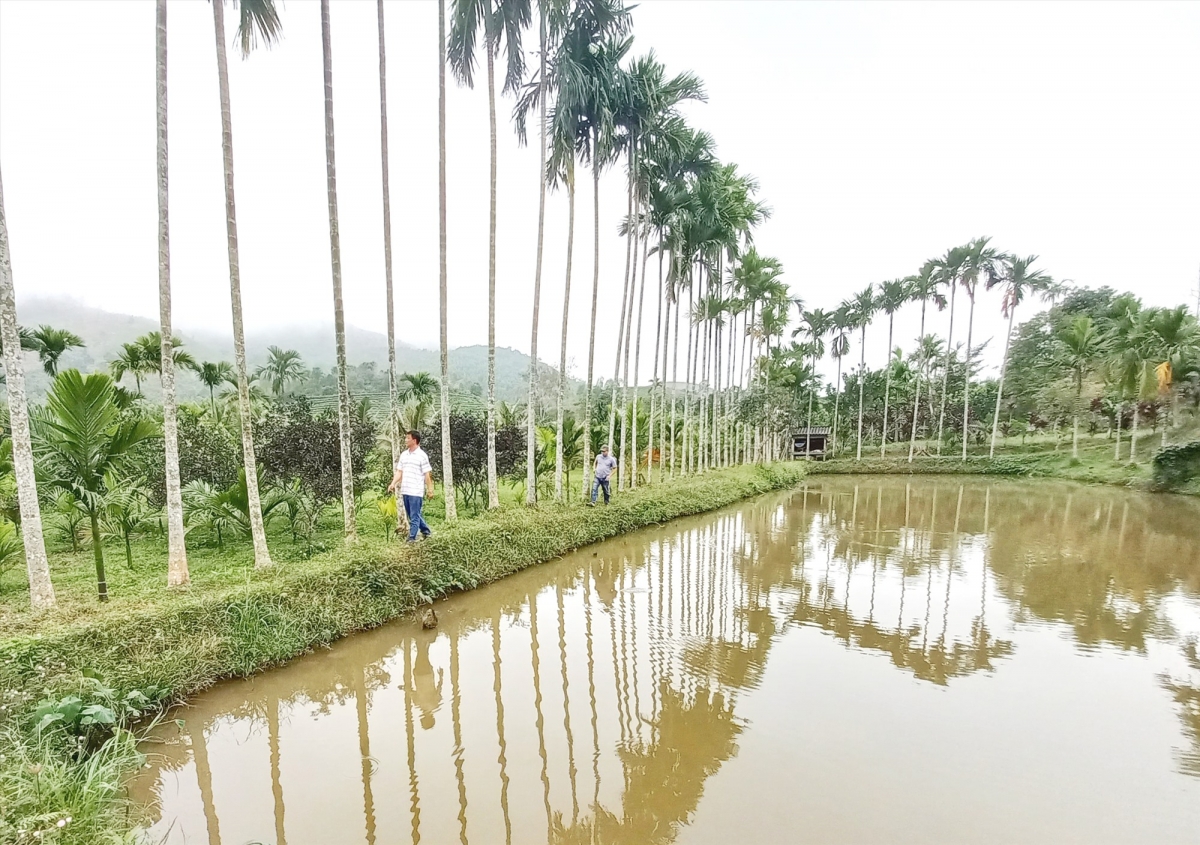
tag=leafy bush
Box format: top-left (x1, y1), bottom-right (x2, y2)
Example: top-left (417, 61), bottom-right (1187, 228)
top-left (31, 674), bottom-right (168, 759)
top-left (0, 520), bottom-right (23, 587)
top-left (257, 396), bottom-right (376, 505)
top-left (1152, 441), bottom-right (1200, 491)
top-left (423, 412), bottom-right (524, 513)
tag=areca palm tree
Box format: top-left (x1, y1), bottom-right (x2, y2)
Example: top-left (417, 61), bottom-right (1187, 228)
top-left (197, 361), bottom-right (235, 415)
top-left (934, 245), bottom-right (969, 454)
top-left (829, 304), bottom-right (853, 457)
top-left (986, 254), bottom-right (1051, 457)
top-left (1147, 305), bottom-right (1200, 445)
top-left (137, 331), bottom-right (198, 375)
top-left (450, 0), bottom-right (531, 510)
top-left (211, 0), bottom-right (281, 568)
top-left (111, 342), bottom-right (151, 393)
top-left (849, 284), bottom-right (877, 461)
top-left (521, 1), bottom-right (550, 505)
top-left (437, 0), bottom-right (458, 520)
top-left (0, 166), bottom-right (54, 609)
top-left (155, 0), bottom-right (188, 586)
top-left (399, 371), bottom-right (439, 406)
top-left (375, 0), bottom-right (401, 482)
top-left (1055, 315), bottom-right (1106, 458)
top-left (797, 307), bottom-right (831, 459)
top-left (257, 346), bottom-right (304, 397)
top-left (876, 279), bottom-right (907, 456)
top-left (907, 261), bottom-right (945, 462)
top-left (35, 371), bottom-right (159, 602)
top-left (319, 0), bottom-right (357, 538)
top-left (27, 326), bottom-right (84, 376)
top-left (958, 236), bottom-right (1003, 459)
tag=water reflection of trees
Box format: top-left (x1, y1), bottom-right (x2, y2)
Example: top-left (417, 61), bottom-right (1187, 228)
top-left (137, 479), bottom-right (1200, 843)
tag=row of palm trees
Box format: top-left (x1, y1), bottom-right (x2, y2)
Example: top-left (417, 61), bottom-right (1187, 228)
top-left (1, 0), bottom-right (794, 610)
top-left (789, 240), bottom-right (1197, 464)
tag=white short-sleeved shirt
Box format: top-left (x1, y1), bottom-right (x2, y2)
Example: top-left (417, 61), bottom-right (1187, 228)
top-left (395, 447), bottom-right (433, 497)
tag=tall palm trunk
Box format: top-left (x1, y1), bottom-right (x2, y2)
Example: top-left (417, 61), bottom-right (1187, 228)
top-left (157, 0), bottom-right (188, 587)
top-left (649, 246), bottom-right (664, 483)
top-left (437, 0), bottom-right (457, 520)
top-left (988, 305), bottom-right (1017, 458)
top-left (618, 210), bottom-right (638, 489)
top-left (960, 291), bottom-right (977, 461)
top-left (908, 295), bottom-right (928, 463)
top-left (212, 0), bottom-right (271, 568)
top-left (608, 156), bottom-right (635, 461)
top-left (1129, 370), bottom-right (1142, 463)
top-left (855, 324), bottom-right (866, 460)
top-left (832, 352), bottom-right (843, 457)
top-left (670, 279), bottom-right (681, 478)
top-left (320, 0), bottom-right (357, 538)
top-left (805, 345), bottom-right (817, 460)
top-left (525, 7), bottom-right (547, 506)
top-left (554, 169), bottom-right (575, 502)
top-left (0, 171), bottom-right (54, 610)
top-left (630, 236), bottom-right (649, 489)
top-left (377, 0), bottom-right (401, 480)
top-left (682, 283), bottom-right (695, 474)
top-left (935, 283), bottom-right (957, 455)
top-left (880, 313), bottom-right (894, 458)
top-left (485, 40), bottom-right (499, 509)
top-left (1113, 393), bottom-right (1123, 461)
top-left (581, 137), bottom-right (602, 502)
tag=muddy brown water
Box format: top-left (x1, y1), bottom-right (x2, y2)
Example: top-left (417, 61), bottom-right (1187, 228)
top-left (132, 478), bottom-right (1200, 844)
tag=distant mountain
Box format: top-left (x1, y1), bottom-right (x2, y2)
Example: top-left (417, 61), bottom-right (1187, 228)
top-left (15, 298), bottom-right (566, 404)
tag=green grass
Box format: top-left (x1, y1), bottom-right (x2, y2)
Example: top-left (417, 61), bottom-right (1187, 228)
top-left (807, 432), bottom-right (1195, 492)
top-left (0, 462), bottom-right (805, 845)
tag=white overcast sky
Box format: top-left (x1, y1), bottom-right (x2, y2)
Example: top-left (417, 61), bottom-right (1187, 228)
top-left (1, 0), bottom-right (1197, 382)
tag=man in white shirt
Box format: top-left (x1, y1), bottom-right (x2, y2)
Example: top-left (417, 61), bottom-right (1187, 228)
top-left (387, 429), bottom-right (435, 542)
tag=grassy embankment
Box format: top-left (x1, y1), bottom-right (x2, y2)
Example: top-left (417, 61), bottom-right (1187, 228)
top-left (0, 462), bottom-right (805, 845)
top-left (809, 431), bottom-right (1200, 495)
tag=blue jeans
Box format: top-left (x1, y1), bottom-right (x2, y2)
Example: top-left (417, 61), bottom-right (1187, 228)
top-left (402, 495), bottom-right (432, 541)
top-left (591, 477), bottom-right (611, 504)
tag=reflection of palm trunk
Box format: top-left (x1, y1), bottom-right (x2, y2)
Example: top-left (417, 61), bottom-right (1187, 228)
top-left (584, 569), bottom-right (602, 815)
top-left (354, 665), bottom-right (376, 845)
top-left (403, 639), bottom-right (421, 842)
top-left (492, 613), bottom-right (512, 844)
top-left (450, 632), bottom-right (468, 844)
top-left (268, 696), bottom-right (287, 845)
top-left (530, 594), bottom-right (553, 840)
top-left (189, 720), bottom-right (221, 845)
top-left (557, 583), bottom-right (579, 821)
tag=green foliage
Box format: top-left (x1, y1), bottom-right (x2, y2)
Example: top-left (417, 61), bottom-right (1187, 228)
top-left (0, 520), bottom-right (23, 587)
top-left (256, 396), bottom-right (376, 505)
top-left (424, 412), bottom-right (524, 513)
top-left (182, 470), bottom-right (293, 549)
top-left (1152, 442), bottom-right (1200, 491)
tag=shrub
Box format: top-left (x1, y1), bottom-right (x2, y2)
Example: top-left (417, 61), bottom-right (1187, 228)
top-left (257, 396), bottom-right (376, 506)
top-left (1152, 441), bottom-right (1200, 491)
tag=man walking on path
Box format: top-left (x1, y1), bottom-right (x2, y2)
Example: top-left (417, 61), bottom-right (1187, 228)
top-left (388, 429), bottom-right (435, 542)
top-left (590, 445), bottom-right (617, 505)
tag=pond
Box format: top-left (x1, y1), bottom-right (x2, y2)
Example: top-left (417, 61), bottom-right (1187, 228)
top-left (131, 477), bottom-right (1200, 844)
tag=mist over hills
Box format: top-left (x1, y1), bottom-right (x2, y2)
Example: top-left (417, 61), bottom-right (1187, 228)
top-left (17, 298), bottom-right (564, 404)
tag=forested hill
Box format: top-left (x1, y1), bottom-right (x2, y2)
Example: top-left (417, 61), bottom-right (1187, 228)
top-left (17, 298), bottom-right (562, 404)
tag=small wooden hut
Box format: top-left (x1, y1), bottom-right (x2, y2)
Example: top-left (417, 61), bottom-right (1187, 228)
top-left (791, 427), bottom-right (831, 460)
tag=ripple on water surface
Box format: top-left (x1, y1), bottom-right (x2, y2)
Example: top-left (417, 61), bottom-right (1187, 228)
top-left (132, 477), bottom-right (1200, 844)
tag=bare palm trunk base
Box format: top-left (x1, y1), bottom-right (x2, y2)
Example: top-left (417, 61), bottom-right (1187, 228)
top-left (212, 0), bottom-right (271, 568)
top-left (377, 0), bottom-right (402, 486)
top-left (525, 7), bottom-right (548, 506)
top-left (320, 0), bottom-right (358, 538)
top-left (0, 169), bottom-right (55, 609)
top-left (484, 42), bottom-right (499, 509)
top-left (158, 0), bottom-right (188, 587)
top-left (437, 0), bottom-right (457, 521)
